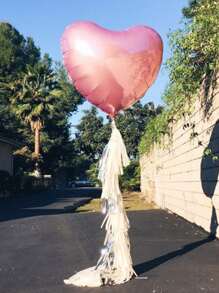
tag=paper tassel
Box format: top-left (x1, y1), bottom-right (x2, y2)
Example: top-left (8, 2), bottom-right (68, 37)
top-left (64, 120), bottom-right (136, 287)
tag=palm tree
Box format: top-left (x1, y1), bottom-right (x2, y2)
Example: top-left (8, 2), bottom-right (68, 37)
top-left (1, 61), bottom-right (61, 170)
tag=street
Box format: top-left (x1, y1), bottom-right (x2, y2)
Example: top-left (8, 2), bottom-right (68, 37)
top-left (0, 189), bottom-right (219, 293)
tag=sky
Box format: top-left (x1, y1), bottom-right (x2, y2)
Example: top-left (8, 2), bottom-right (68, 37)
top-left (1, 0), bottom-right (188, 132)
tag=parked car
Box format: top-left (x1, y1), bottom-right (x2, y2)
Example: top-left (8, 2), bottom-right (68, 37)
top-left (67, 181), bottom-right (75, 188)
top-left (74, 180), bottom-right (95, 187)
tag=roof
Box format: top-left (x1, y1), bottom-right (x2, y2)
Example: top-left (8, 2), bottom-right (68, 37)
top-left (0, 135), bottom-right (21, 147)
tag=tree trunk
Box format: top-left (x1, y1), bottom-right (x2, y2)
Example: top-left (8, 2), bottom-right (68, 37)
top-left (34, 126), bottom-right (40, 158)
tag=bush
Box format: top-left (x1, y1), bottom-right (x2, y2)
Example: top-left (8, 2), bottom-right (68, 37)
top-left (10, 174), bottom-right (23, 194)
top-left (22, 175), bottom-right (34, 192)
top-left (0, 170), bottom-right (48, 198)
top-left (87, 160), bottom-right (140, 191)
top-left (21, 175), bottom-right (46, 193)
top-left (120, 160), bottom-right (140, 191)
top-left (86, 162), bottom-right (101, 186)
top-left (0, 170), bottom-right (13, 197)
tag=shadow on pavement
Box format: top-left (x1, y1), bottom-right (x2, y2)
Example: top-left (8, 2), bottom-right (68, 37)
top-left (134, 234), bottom-right (216, 275)
top-left (0, 188), bottom-right (101, 222)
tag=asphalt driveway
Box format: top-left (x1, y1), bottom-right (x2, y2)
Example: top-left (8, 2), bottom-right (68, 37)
top-left (0, 189), bottom-right (218, 293)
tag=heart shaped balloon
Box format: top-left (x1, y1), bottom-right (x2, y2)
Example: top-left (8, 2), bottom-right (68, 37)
top-left (61, 21), bottom-right (163, 117)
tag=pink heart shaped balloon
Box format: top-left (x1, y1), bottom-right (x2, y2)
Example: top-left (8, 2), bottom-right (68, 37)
top-left (61, 21), bottom-right (163, 117)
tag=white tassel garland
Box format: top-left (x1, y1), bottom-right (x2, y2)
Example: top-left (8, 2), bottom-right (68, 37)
top-left (64, 120), bottom-right (136, 287)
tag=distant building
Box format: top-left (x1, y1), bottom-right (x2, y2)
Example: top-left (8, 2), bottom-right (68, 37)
top-left (0, 136), bottom-right (18, 175)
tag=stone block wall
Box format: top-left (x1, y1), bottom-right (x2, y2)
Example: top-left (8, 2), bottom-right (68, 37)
top-left (140, 81), bottom-right (219, 237)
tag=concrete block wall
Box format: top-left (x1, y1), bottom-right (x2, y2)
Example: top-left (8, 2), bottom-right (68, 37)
top-left (140, 82), bottom-right (219, 237)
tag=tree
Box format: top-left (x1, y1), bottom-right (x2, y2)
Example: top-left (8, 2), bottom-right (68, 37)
top-left (54, 62), bottom-right (83, 114)
top-left (115, 102), bottom-right (163, 190)
top-left (182, 0), bottom-right (201, 19)
top-left (1, 61), bottom-right (61, 164)
top-left (39, 63), bottom-right (84, 176)
top-left (116, 102), bottom-right (163, 159)
top-left (0, 22), bottom-right (84, 184)
top-left (71, 107), bottom-right (110, 180)
top-left (73, 102), bottom-right (163, 188)
top-left (74, 107), bottom-right (111, 162)
top-left (0, 22), bottom-right (40, 80)
top-left (0, 22), bottom-right (41, 139)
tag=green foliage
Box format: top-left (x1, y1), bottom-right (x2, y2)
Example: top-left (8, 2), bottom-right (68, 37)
top-left (0, 170), bottom-right (13, 196)
top-left (75, 102), bottom-right (162, 168)
top-left (2, 61), bottom-right (59, 125)
top-left (86, 160), bottom-right (141, 191)
top-left (116, 102), bottom-right (163, 159)
top-left (40, 63), bottom-right (83, 175)
top-left (139, 0), bottom-right (219, 155)
top-left (77, 102), bottom-right (162, 190)
top-left (120, 160), bottom-right (140, 191)
top-left (0, 22), bottom-right (83, 179)
top-left (86, 162), bottom-right (101, 186)
top-left (0, 22), bottom-right (41, 140)
top-left (75, 107), bottom-right (111, 162)
top-left (54, 62), bottom-right (84, 115)
top-left (0, 22), bottom-right (40, 80)
top-left (139, 109), bottom-right (172, 154)
top-left (0, 170), bottom-right (48, 197)
top-left (204, 147), bottom-right (219, 161)
top-left (71, 107), bottom-right (110, 181)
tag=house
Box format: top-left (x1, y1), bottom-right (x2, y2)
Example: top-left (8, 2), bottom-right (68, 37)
top-left (0, 135), bottom-right (18, 175)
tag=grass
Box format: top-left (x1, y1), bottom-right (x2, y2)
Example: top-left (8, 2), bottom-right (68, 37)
top-left (76, 191), bottom-right (158, 213)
